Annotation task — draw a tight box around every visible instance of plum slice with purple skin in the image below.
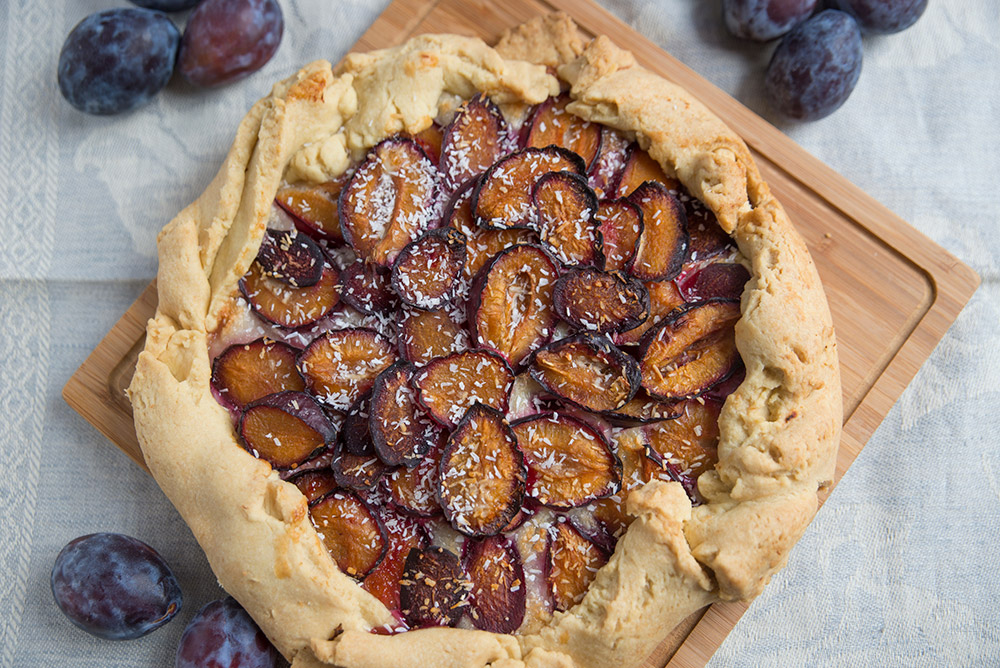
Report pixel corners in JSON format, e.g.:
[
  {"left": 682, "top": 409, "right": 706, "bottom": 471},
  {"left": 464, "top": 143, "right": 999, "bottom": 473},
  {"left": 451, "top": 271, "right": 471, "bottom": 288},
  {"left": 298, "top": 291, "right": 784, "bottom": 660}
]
[
  {"left": 677, "top": 263, "right": 751, "bottom": 302},
  {"left": 310, "top": 490, "right": 388, "bottom": 579},
  {"left": 588, "top": 127, "right": 631, "bottom": 197},
  {"left": 337, "top": 393, "right": 372, "bottom": 456},
  {"left": 640, "top": 399, "right": 722, "bottom": 504},
  {"left": 639, "top": 300, "right": 741, "bottom": 400},
  {"left": 524, "top": 94, "right": 603, "bottom": 171},
  {"left": 276, "top": 176, "right": 348, "bottom": 244},
  {"left": 438, "top": 403, "right": 526, "bottom": 537},
  {"left": 338, "top": 260, "right": 396, "bottom": 315},
  {"left": 238, "top": 391, "right": 336, "bottom": 470},
  {"left": 440, "top": 94, "right": 514, "bottom": 192},
  {"left": 297, "top": 328, "right": 398, "bottom": 412},
  {"left": 399, "top": 546, "right": 471, "bottom": 628},
  {"left": 463, "top": 535, "right": 527, "bottom": 633},
  {"left": 601, "top": 390, "right": 683, "bottom": 424},
  {"left": 339, "top": 137, "right": 441, "bottom": 268},
  {"left": 511, "top": 412, "right": 622, "bottom": 509},
  {"left": 287, "top": 469, "right": 338, "bottom": 504},
  {"left": 553, "top": 268, "right": 650, "bottom": 334},
  {"left": 362, "top": 508, "right": 429, "bottom": 611},
  {"left": 412, "top": 123, "right": 444, "bottom": 164},
  {"left": 595, "top": 198, "right": 643, "bottom": 273},
  {"left": 473, "top": 146, "right": 585, "bottom": 230},
  {"left": 369, "top": 361, "right": 439, "bottom": 467},
  {"left": 397, "top": 307, "right": 470, "bottom": 365},
  {"left": 547, "top": 520, "right": 610, "bottom": 612},
  {"left": 211, "top": 338, "right": 305, "bottom": 411},
  {"left": 467, "top": 243, "right": 559, "bottom": 367},
  {"left": 331, "top": 450, "right": 391, "bottom": 492},
  {"left": 240, "top": 257, "right": 340, "bottom": 329},
  {"left": 531, "top": 171, "right": 602, "bottom": 267},
  {"left": 255, "top": 228, "right": 325, "bottom": 288},
  {"left": 413, "top": 349, "right": 514, "bottom": 428},
  {"left": 388, "top": 442, "right": 444, "bottom": 518},
  {"left": 390, "top": 227, "right": 468, "bottom": 310},
  {"left": 680, "top": 192, "right": 735, "bottom": 262},
  {"left": 613, "top": 144, "right": 680, "bottom": 197},
  {"left": 529, "top": 333, "right": 640, "bottom": 413},
  {"left": 615, "top": 279, "right": 686, "bottom": 347},
  {"left": 445, "top": 178, "right": 538, "bottom": 280},
  {"left": 627, "top": 181, "right": 689, "bottom": 282}
]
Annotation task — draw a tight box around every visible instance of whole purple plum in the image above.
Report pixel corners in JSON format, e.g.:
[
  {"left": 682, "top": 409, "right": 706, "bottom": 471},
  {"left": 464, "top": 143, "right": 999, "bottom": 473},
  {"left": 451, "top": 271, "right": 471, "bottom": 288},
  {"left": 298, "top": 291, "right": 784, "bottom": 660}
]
[
  {"left": 51, "top": 533, "right": 182, "bottom": 640},
  {"left": 177, "top": 0, "right": 283, "bottom": 87},
  {"left": 175, "top": 598, "right": 278, "bottom": 668},
  {"left": 830, "top": 0, "right": 927, "bottom": 34},
  {"left": 764, "top": 10, "right": 863, "bottom": 121},
  {"left": 722, "top": 0, "right": 819, "bottom": 41}
]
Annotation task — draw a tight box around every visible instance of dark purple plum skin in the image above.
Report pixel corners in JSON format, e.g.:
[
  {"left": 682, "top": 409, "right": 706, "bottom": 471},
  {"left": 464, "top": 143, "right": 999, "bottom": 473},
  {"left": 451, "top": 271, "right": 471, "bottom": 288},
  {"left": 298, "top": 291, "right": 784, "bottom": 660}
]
[
  {"left": 57, "top": 8, "right": 180, "bottom": 116},
  {"left": 830, "top": 0, "right": 926, "bottom": 33},
  {"left": 51, "top": 533, "right": 182, "bottom": 640},
  {"left": 764, "top": 10, "right": 863, "bottom": 121},
  {"left": 175, "top": 597, "right": 278, "bottom": 668},
  {"left": 722, "top": 0, "right": 819, "bottom": 41},
  {"left": 129, "top": 0, "right": 201, "bottom": 10},
  {"left": 178, "top": 0, "right": 283, "bottom": 87}
]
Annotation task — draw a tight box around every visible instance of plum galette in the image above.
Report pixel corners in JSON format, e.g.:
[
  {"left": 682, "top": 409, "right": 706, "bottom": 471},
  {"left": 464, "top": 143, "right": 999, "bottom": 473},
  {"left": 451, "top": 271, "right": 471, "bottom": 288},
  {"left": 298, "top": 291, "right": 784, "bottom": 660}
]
[{"left": 128, "top": 13, "right": 841, "bottom": 668}]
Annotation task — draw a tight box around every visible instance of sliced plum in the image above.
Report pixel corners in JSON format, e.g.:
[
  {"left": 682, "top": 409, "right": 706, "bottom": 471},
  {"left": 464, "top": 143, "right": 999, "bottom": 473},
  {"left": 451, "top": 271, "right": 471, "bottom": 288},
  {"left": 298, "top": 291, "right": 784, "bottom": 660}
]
[
  {"left": 388, "top": 443, "right": 444, "bottom": 517},
  {"left": 588, "top": 127, "right": 631, "bottom": 197},
  {"left": 615, "top": 279, "right": 686, "bottom": 346},
  {"left": 613, "top": 144, "right": 680, "bottom": 197},
  {"left": 399, "top": 546, "right": 470, "bottom": 628},
  {"left": 369, "top": 361, "right": 439, "bottom": 467},
  {"left": 445, "top": 178, "right": 537, "bottom": 280},
  {"left": 240, "top": 258, "right": 339, "bottom": 330},
  {"left": 331, "top": 450, "right": 391, "bottom": 492},
  {"left": 473, "top": 146, "right": 585, "bottom": 230},
  {"left": 511, "top": 412, "right": 621, "bottom": 509},
  {"left": 287, "top": 468, "right": 339, "bottom": 504},
  {"left": 547, "top": 520, "right": 610, "bottom": 612},
  {"left": 238, "top": 391, "right": 336, "bottom": 470},
  {"left": 362, "top": 508, "right": 429, "bottom": 611},
  {"left": 524, "top": 95, "right": 602, "bottom": 171},
  {"left": 677, "top": 262, "right": 751, "bottom": 303},
  {"left": 641, "top": 399, "right": 722, "bottom": 501},
  {"left": 397, "top": 307, "right": 470, "bottom": 365},
  {"left": 338, "top": 260, "right": 396, "bottom": 315},
  {"left": 595, "top": 198, "right": 642, "bottom": 273},
  {"left": 438, "top": 404, "right": 526, "bottom": 536},
  {"left": 276, "top": 176, "right": 348, "bottom": 244},
  {"left": 211, "top": 338, "right": 305, "bottom": 411},
  {"left": 529, "top": 334, "right": 640, "bottom": 412},
  {"left": 337, "top": 393, "right": 372, "bottom": 456},
  {"left": 440, "top": 94, "right": 513, "bottom": 192},
  {"left": 310, "top": 490, "right": 388, "bottom": 579},
  {"left": 601, "top": 390, "right": 683, "bottom": 424},
  {"left": 297, "top": 328, "right": 398, "bottom": 412},
  {"left": 412, "top": 123, "right": 444, "bottom": 165},
  {"left": 390, "top": 227, "right": 467, "bottom": 310},
  {"left": 467, "top": 244, "right": 559, "bottom": 367},
  {"left": 255, "top": 228, "right": 325, "bottom": 288},
  {"left": 627, "top": 181, "right": 689, "bottom": 282},
  {"left": 531, "top": 171, "right": 602, "bottom": 267},
  {"left": 413, "top": 350, "right": 515, "bottom": 428},
  {"left": 553, "top": 268, "right": 649, "bottom": 334},
  {"left": 681, "top": 192, "right": 735, "bottom": 262},
  {"left": 463, "top": 535, "right": 526, "bottom": 634},
  {"left": 339, "top": 137, "right": 441, "bottom": 268},
  {"left": 639, "top": 300, "right": 740, "bottom": 400}
]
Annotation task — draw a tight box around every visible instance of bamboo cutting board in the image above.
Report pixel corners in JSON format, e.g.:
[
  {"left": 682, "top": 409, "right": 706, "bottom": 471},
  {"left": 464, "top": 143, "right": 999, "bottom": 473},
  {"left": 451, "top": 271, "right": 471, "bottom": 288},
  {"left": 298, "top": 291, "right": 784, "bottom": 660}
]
[{"left": 63, "top": 0, "right": 980, "bottom": 665}]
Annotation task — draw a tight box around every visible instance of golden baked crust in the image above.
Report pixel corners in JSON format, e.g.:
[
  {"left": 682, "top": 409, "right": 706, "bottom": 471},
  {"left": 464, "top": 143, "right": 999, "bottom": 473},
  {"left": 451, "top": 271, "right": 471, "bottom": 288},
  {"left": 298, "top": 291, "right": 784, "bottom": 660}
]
[{"left": 128, "top": 14, "right": 841, "bottom": 668}]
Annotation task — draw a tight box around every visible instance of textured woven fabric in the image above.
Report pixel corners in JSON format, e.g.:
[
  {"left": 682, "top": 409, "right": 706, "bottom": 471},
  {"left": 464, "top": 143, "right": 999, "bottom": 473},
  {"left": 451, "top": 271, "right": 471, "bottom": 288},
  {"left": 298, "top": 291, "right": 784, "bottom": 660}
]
[{"left": 1, "top": 1, "right": 997, "bottom": 665}]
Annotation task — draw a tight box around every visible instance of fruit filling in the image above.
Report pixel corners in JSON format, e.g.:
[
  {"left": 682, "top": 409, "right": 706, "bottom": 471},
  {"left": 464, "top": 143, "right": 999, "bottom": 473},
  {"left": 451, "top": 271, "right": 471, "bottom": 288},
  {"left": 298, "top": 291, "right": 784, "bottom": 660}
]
[{"left": 210, "top": 92, "right": 752, "bottom": 635}]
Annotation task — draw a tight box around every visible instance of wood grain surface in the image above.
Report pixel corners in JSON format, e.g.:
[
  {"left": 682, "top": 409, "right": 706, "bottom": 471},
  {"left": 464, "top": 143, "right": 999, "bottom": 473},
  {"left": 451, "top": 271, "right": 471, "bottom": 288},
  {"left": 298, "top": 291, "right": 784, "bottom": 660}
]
[{"left": 62, "top": 0, "right": 980, "bottom": 665}]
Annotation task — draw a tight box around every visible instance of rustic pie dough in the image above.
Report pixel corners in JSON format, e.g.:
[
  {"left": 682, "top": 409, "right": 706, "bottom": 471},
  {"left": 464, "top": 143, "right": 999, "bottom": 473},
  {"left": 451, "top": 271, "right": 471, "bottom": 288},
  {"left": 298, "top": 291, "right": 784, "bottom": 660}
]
[{"left": 127, "top": 13, "right": 841, "bottom": 668}]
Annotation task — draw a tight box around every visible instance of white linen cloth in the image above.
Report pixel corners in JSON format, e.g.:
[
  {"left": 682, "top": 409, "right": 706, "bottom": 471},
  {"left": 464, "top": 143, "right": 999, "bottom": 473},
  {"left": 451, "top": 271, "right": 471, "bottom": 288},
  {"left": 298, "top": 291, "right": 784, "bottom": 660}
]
[{"left": 1, "top": 1, "right": 997, "bottom": 665}]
